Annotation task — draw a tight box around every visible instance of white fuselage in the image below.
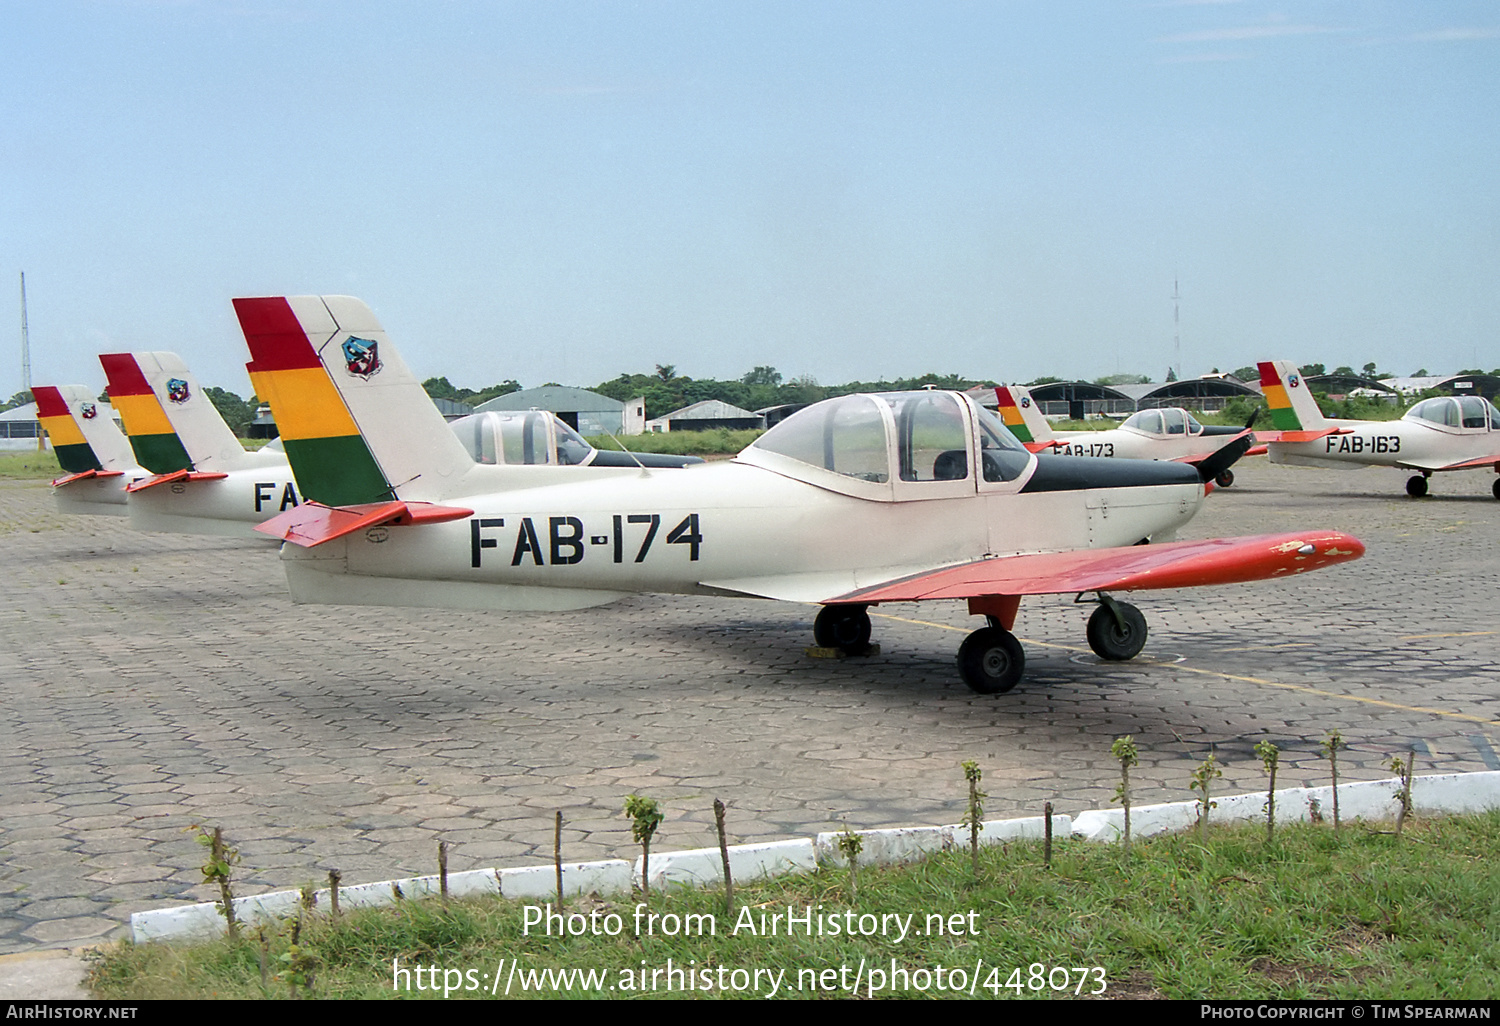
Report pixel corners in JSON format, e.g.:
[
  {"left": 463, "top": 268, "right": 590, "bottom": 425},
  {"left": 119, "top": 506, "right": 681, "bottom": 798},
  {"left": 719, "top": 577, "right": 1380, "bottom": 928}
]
[
  {"left": 278, "top": 458, "right": 1207, "bottom": 611},
  {"left": 127, "top": 467, "right": 303, "bottom": 538},
  {"left": 1268, "top": 416, "right": 1499, "bottom": 471},
  {"left": 1047, "top": 426, "right": 1217, "bottom": 462}
]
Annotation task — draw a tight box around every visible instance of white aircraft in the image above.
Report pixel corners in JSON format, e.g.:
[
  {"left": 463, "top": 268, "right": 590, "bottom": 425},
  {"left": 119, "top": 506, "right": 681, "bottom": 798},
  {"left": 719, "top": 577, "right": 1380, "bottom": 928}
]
[
  {"left": 33, "top": 384, "right": 146, "bottom": 515},
  {"left": 995, "top": 385, "right": 1258, "bottom": 487},
  {"left": 101, "top": 351, "right": 703, "bottom": 537},
  {"left": 100, "top": 352, "right": 304, "bottom": 537},
  {"left": 1258, "top": 360, "right": 1500, "bottom": 500},
  {"left": 235, "top": 295, "right": 1364, "bottom": 694}
]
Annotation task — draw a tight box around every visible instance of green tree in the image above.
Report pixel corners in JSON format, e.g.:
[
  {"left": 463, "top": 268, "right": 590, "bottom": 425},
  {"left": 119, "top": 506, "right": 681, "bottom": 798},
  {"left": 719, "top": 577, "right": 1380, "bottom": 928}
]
[
  {"left": 1299, "top": 363, "right": 1326, "bottom": 377},
  {"left": 204, "top": 387, "right": 258, "bottom": 437},
  {"left": 741, "top": 366, "right": 782, "bottom": 387},
  {"left": 1, "top": 389, "right": 32, "bottom": 412}
]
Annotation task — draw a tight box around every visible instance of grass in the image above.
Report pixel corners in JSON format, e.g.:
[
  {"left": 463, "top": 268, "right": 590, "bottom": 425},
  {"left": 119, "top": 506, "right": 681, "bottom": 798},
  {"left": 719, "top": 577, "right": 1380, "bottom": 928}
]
[
  {"left": 0, "top": 450, "right": 62, "bottom": 480},
  {"left": 87, "top": 813, "right": 1500, "bottom": 1000}
]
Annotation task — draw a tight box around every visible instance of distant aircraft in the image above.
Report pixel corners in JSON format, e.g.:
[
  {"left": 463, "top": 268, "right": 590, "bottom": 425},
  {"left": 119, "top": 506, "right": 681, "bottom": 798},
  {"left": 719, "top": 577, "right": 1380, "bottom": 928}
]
[
  {"left": 1258, "top": 360, "right": 1500, "bottom": 500},
  {"left": 100, "top": 352, "right": 303, "bottom": 537},
  {"left": 236, "top": 296, "right": 1364, "bottom": 694},
  {"left": 101, "top": 350, "right": 702, "bottom": 538},
  {"left": 33, "top": 384, "right": 145, "bottom": 515},
  {"left": 995, "top": 385, "right": 1256, "bottom": 486}
]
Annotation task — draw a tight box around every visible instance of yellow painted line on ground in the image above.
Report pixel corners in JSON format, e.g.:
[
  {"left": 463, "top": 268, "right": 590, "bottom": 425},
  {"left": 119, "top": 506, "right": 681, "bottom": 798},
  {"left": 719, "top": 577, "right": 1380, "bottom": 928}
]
[
  {"left": 870, "top": 611, "right": 1500, "bottom": 727},
  {"left": 1399, "top": 631, "right": 1497, "bottom": 640}
]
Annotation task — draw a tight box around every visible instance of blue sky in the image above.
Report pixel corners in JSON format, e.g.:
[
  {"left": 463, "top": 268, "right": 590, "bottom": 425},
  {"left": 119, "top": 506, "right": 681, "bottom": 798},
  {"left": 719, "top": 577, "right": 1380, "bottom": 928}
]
[{"left": 4, "top": 1, "right": 1498, "bottom": 398}]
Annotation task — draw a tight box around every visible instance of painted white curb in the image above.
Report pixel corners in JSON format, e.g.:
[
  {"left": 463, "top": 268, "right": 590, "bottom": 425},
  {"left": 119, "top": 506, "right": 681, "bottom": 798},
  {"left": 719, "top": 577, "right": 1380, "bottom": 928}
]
[
  {"left": 1070, "top": 770, "right": 1500, "bottom": 841},
  {"left": 129, "top": 770, "right": 1500, "bottom": 944},
  {"left": 642, "top": 839, "right": 817, "bottom": 889}
]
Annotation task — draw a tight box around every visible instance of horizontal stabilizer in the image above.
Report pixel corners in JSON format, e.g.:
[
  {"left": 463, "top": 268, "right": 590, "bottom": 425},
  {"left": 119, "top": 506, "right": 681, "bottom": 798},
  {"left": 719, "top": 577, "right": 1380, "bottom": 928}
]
[
  {"left": 256, "top": 500, "right": 475, "bottom": 547},
  {"left": 53, "top": 469, "right": 126, "bottom": 487},
  {"left": 126, "top": 469, "right": 230, "bottom": 492},
  {"left": 1274, "top": 428, "right": 1352, "bottom": 443},
  {"left": 824, "top": 531, "right": 1364, "bottom": 605}
]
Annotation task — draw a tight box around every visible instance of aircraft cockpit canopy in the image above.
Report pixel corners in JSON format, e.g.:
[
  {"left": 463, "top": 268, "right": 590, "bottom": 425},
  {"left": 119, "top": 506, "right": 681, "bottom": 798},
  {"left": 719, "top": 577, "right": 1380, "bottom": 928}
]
[
  {"left": 449, "top": 411, "right": 595, "bottom": 466},
  {"left": 742, "top": 391, "right": 1033, "bottom": 499},
  {"left": 1122, "top": 407, "right": 1203, "bottom": 437},
  {"left": 1407, "top": 396, "right": 1500, "bottom": 431}
]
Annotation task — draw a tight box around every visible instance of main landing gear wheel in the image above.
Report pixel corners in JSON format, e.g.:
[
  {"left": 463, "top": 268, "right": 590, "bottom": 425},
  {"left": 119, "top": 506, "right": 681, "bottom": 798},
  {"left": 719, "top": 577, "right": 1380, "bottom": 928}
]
[
  {"left": 1492, "top": 478, "right": 1500, "bottom": 501},
  {"left": 957, "top": 626, "right": 1025, "bottom": 694},
  {"left": 1215, "top": 469, "right": 1235, "bottom": 488},
  {"left": 814, "top": 604, "right": 872, "bottom": 654},
  {"left": 1406, "top": 475, "right": 1429, "bottom": 498},
  {"left": 1086, "top": 602, "right": 1148, "bottom": 661}
]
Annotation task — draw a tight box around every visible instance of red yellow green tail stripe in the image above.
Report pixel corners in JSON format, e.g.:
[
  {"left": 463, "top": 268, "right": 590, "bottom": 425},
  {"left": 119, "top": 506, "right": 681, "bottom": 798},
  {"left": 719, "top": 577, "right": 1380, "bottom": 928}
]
[
  {"left": 994, "top": 387, "right": 1036, "bottom": 444},
  {"left": 99, "top": 354, "right": 193, "bottom": 474},
  {"left": 32, "top": 386, "right": 102, "bottom": 474},
  {"left": 234, "top": 297, "right": 393, "bottom": 507},
  {"left": 1257, "top": 361, "right": 1305, "bottom": 431}
]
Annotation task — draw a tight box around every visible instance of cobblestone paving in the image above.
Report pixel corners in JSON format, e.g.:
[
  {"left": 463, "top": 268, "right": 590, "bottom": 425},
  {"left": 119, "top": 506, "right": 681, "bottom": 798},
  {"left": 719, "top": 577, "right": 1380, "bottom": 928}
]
[{"left": 0, "top": 459, "right": 1495, "bottom": 952}]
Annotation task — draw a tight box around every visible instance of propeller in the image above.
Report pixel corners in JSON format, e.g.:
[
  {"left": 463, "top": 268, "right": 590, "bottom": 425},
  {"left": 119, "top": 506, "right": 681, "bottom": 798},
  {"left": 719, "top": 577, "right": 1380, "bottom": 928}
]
[{"left": 1196, "top": 433, "right": 1252, "bottom": 484}]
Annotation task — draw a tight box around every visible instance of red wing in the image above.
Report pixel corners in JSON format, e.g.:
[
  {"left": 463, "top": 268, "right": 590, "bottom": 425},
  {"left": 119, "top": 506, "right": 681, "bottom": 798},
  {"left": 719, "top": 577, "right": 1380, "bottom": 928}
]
[
  {"left": 1426, "top": 454, "right": 1500, "bottom": 472},
  {"left": 255, "top": 500, "right": 475, "bottom": 547},
  {"left": 125, "top": 469, "right": 230, "bottom": 492},
  {"left": 825, "top": 532, "right": 1364, "bottom": 604}
]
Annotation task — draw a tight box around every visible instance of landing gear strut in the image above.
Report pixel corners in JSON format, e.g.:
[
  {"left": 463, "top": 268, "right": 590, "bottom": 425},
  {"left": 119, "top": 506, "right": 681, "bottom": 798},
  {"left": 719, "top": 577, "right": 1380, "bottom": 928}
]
[
  {"left": 1406, "top": 474, "right": 1429, "bottom": 498},
  {"left": 813, "top": 604, "right": 872, "bottom": 654},
  {"left": 1085, "top": 596, "right": 1148, "bottom": 661},
  {"left": 957, "top": 620, "right": 1025, "bottom": 694}
]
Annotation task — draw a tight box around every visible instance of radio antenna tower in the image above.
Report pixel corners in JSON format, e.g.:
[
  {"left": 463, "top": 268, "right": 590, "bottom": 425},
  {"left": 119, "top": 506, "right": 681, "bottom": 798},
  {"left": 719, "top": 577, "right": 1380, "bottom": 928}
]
[
  {"left": 1172, "top": 276, "right": 1181, "bottom": 380},
  {"left": 19, "top": 271, "right": 31, "bottom": 392}
]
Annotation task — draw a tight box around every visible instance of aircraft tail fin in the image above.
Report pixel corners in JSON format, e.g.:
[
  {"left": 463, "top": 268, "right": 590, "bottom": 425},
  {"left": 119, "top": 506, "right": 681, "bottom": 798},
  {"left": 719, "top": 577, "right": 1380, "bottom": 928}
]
[
  {"left": 125, "top": 352, "right": 262, "bottom": 472},
  {"left": 1257, "top": 361, "right": 1329, "bottom": 432},
  {"left": 100, "top": 354, "right": 195, "bottom": 475},
  {"left": 995, "top": 385, "right": 1055, "bottom": 449},
  {"left": 33, "top": 385, "right": 135, "bottom": 474},
  {"left": 233, "top": 296, "right": 473, "bottom": 505}
]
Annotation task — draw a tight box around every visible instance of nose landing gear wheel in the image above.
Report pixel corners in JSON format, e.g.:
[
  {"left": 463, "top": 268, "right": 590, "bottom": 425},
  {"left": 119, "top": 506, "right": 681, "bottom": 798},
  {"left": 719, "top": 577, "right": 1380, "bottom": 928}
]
[
  {"left": 1215, "top": 469, "right": 1235, "bottom": 487},
  {"left": 1406, "top": 475, "right": 1429, "bottom": 498},
  {"left": 813, "top": 604, "right": 872, "bottom": 654},
  {"left": 957, "top": 626, "right": 1025, "bottom": 694},
  {"left": 1086, "top": 601, "right": 1148, "bottom": 661}
]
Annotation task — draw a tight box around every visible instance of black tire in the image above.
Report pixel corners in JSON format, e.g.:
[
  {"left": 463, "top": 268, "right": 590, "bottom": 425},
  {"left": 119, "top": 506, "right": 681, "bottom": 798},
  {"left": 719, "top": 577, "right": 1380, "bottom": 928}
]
[
  {"left": 813, "top": 605, "right": 871, "bottom": 653},
  {"left": 1406, "top": 475, "right": 1429, "bottom": 498},
  {"left": 957, "top": 626, "right": 1025, "bottom": 694},
  {"left": 1086, "top": 602, "right": 1148, "bottom": 661},
  {"left": 1215, "top": 469, "right": 1235, "bottom": 488},
  {"left": 1492, "top": 478, "right": 1500, "bottom": 501}
]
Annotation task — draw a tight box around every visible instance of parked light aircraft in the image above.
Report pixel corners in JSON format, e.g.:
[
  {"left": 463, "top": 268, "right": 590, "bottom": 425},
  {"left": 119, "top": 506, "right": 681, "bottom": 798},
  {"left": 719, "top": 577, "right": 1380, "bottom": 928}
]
[
  {"left": 100, "top": 352, "right": 304, "bottom": 537},
  {"left": 1258, "top": 360, "right": 1500, "bottom": 500},
  {"left": 995, "top": 386, "right": 1257, "bottom": 486},
  {"left": 101, "top": 351, "right": 704, "bottom": 537},
  {"left": 33, "top": 385, "right": 146, "bottom": 515},
  {"left": 236, "top": 296, "right": 1363, "bottom": 694}
]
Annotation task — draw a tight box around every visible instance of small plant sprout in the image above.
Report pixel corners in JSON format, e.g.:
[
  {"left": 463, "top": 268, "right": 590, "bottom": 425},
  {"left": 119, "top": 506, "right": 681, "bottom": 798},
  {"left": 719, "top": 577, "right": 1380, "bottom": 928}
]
[
  {"left": 836, "top": 824, "right": 864, "bottom": 901},
  {"left": 1320, "top": 730, "right": 1347, "bottom": 833},
  {"left": 1255, "top": 739, "right": 1280, "bottom": 842},
  {"left": 192, "top": 825, "right": 240, "bottom": 939},
  {"left": 713, "top": 798, "right": 734, "bottom": 914},
  {"left": 624, "top": 794, "right": 664, "bottom": 897},
  {"left": 1391, "top": 749, "right": 1416, "bottom": 836},
  {"left": 961, "top": 760, "right": 986, "bottom": 879},
  {"left": 1189, "top": 751, "right": 1222, "bottom": 842},
  {"left": 1110, "top": 736, "right": 1139, "bottom": 852},
  {"left": 554, "top": 811, "right": 564, "bottom": 906},
  {"left": 276, "top": 908, "right": 317, "bottom": 999}
]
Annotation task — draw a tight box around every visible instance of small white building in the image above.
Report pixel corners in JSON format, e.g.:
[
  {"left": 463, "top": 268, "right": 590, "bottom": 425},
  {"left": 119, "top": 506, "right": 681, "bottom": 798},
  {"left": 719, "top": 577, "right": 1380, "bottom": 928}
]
[{"left": 646, "top": 399, "right": 761, "bottom": 433}]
